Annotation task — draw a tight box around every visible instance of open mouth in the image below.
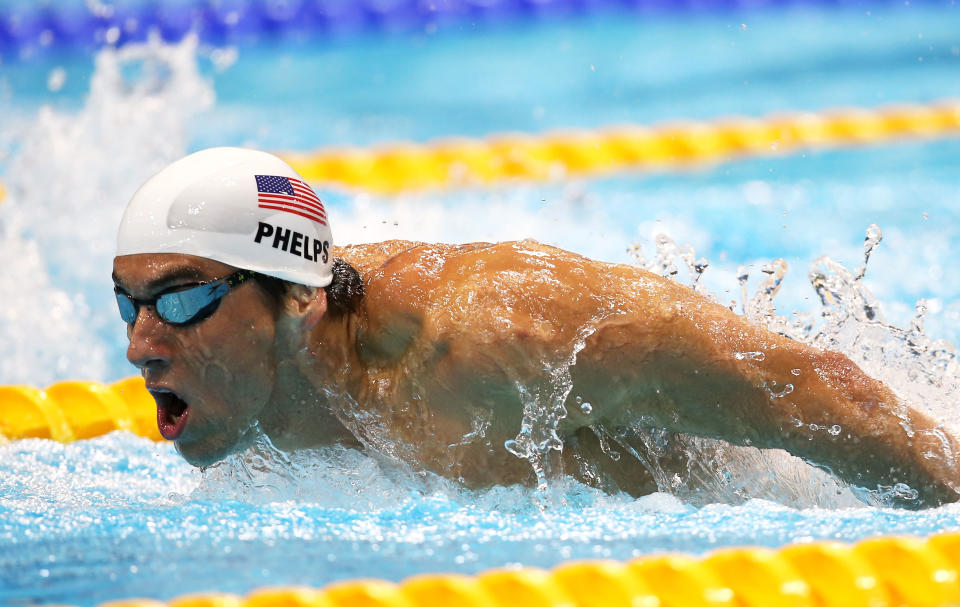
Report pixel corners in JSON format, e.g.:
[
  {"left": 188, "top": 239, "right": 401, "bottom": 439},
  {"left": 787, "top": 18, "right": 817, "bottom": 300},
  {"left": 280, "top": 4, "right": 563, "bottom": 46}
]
[{"left": 150, "top": 389, "right": 190, "bottom": 440}]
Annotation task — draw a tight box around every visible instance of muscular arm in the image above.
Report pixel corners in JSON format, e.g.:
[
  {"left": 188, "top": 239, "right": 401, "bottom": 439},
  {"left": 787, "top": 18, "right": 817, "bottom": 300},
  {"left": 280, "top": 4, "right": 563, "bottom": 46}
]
[{"left": 568, "top": 270, "right": 960, "bottom": 507}]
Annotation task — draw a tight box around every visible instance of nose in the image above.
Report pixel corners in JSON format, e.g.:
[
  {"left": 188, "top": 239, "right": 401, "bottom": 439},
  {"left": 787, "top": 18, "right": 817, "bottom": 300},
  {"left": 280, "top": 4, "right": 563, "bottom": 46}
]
[{"left": 125, "top": 306, "right": 172, "bottom": 374}]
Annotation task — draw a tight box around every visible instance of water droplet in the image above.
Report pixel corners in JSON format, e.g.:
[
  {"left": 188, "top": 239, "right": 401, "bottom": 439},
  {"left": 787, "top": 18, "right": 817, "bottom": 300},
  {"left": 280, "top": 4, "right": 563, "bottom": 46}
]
[
  {"left": 503, "top": 439, "right": 525, "bottom": 459},
  {"left": 854, "top": 224, "right": 883, "bottom": 280},
  {"left": 539, "top": 436, "right": 563, "bottom": 451},
  {"left": 596, "top": 431, "right": 621, "bottom": 461},
  {"left": 768, "top": 383, "right": 794, "bottom": 399},
  {"left": 47, "top": 67, "right": 67, "bottom": 92}
]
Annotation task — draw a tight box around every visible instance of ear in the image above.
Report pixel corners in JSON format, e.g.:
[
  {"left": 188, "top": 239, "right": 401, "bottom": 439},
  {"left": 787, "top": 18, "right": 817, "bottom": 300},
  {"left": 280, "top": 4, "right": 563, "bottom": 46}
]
[{"left": 283, "top": 284, "right": 328, "bottom": 331}]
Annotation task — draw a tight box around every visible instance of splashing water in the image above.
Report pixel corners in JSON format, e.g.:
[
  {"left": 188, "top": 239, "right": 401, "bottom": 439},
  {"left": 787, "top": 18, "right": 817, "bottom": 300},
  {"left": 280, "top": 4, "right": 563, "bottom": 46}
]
[
  {"left": 755, "top": 224, "right": 960, "bottom": 436},
  {"left": 628, "top": 234, "right": 710, "bottom": 296},
  {"left": 620, "top": 224, "right": 960, "bottom": 507},
  {"left": 0, "top": 34, "right": 214, "bottom": 385},
  {"left": 192, "top": 428, "right": 446, "bottom": 509},
  {"left": 501, "top": 327, "right": 602, "bottom": 496}
]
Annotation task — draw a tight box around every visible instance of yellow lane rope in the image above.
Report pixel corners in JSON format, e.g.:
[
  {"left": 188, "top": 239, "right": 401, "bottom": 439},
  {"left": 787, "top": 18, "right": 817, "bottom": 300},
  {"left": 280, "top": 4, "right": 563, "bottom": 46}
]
[
  {"left": 88, "top": 532, "right": 960, "bottom": 607},
  {"left": 0, "top": 377, "right": 160, "bottom": 443},
  {"left": 0, "top": 101, "right": 957, "bottom": 201},
  {"left": 281, "top": 100, "right": 960, "bottom": 194}
]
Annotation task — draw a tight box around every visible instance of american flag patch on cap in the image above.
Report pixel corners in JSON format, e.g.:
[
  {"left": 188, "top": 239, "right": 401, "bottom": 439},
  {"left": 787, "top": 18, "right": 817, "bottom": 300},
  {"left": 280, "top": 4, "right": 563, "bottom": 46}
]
[{"left": 255, "top": 175, "right": 327, "bottom": 225}]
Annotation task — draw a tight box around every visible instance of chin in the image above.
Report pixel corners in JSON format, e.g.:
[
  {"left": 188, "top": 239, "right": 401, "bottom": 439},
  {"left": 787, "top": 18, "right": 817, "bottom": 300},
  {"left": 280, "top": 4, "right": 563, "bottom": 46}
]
[
  {"left": 173, "top": 422, "right": 261, "bottom": 467},
  {"left": 175, "top": 438, "right": 240, "bottom": 468}
]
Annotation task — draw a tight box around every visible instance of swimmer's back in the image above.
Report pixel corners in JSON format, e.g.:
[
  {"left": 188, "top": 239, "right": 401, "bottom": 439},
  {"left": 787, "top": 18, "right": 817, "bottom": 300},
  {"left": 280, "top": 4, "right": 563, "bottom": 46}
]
[{"left": 334, "top": 238, "right": 724, "bottom": 349}]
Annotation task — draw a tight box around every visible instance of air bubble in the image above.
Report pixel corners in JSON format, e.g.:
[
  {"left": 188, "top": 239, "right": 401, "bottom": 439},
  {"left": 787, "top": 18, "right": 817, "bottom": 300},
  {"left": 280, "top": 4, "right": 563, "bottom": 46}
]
[
  {"left": 580, "top": 402, "right": 593, "bottom": 415},
  {"left": 828, "top": 425, "right": 842, "bottom": 436},
  {"left": 790, "top": 368, "right": 801, "bottom": 376},
  {"left": 735, "top": 351, "right": 765, "bottom": 361}
]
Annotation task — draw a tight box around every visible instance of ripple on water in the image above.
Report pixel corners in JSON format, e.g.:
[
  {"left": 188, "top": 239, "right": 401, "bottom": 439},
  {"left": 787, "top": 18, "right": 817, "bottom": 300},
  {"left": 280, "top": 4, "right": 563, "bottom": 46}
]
[{"left": 3, "top": 433, "right": 960, "bottom": 606}]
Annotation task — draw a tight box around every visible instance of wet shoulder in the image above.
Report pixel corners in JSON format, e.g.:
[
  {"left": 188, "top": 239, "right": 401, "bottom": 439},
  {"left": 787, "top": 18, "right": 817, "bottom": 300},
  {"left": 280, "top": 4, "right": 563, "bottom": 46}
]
[
  {"left": 341, "top": 238, "right": 694, "bottom": 310},
  {"left": 364, "top": 239, "right": 591, "bottom": 301},
  {"left": 333, "top": 240, "right": 424, "bottom": 275},
  {"left": 375, "top": 240, "right": 613, "bottom": 338},
  {"left": 349, "top": 239, "right": 698, "bottom": 354}
]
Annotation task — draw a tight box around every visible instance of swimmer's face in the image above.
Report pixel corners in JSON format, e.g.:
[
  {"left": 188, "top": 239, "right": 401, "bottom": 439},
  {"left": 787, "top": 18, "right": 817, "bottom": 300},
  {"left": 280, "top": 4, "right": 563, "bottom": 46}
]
[{"left": 112, "top": 253, "right": 282, "bottom": 466}]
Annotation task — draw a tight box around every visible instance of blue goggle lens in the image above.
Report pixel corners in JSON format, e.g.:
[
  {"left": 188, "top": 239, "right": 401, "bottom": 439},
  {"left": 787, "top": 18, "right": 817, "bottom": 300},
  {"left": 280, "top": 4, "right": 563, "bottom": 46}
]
[
  {"left": 115, "top": 272, "right": 247, "bottom": 326},
  {"left": 116, "top": 291, "right": 138, "bottom": 324},
  {"left": 155, "top": 282, "right": 230, "bottom": 324}
]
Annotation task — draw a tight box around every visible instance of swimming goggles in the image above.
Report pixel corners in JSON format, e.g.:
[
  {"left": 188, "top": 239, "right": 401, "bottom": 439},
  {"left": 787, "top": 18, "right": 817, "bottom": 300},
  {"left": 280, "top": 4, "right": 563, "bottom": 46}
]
[{"left": 115, "top": 270, "right": 255, "bottom": 326}]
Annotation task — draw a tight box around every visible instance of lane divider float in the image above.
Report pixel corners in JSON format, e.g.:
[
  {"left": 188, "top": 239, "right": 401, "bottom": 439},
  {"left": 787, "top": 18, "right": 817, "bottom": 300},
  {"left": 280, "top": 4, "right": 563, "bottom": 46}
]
[
  {"left": 1, "top": 101, "right": 958, "bottom": 202},
  {"left": 0, "top": 377, "right": 160, "bottom": 443},
  {"left": 90, "top": 532, "right": 960, "bottom": 607},
  {"left": 281, "top": 100, "right": 960, "bottom": 194}
]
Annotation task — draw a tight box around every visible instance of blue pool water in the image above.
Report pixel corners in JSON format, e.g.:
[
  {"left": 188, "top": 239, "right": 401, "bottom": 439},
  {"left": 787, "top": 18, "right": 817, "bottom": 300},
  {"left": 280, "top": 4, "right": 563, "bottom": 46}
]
[
  {"left": 4, "top": 433, "right": 960, "bottom": 605},
  {"left": 2, "top": 2, "right": 960, "bottom": 605}
]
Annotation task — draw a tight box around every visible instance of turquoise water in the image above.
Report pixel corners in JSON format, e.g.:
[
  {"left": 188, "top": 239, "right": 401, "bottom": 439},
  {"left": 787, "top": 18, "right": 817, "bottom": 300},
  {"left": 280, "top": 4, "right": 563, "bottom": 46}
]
[
  {"left": 3, "top": 433, "right": 960, "bottom": 605},
  {"left": 3, "top": 3, "right": 960, "bottom": 605}
]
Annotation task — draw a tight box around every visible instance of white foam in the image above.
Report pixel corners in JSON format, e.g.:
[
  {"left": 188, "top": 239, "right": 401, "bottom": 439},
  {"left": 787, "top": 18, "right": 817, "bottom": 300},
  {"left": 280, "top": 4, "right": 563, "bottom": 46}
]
[
  {"left": 0, "top": 35, "right": 214, "bottom": 384},
  {"left": 0, "top": 223, "right": 106, "bottom": 384}
]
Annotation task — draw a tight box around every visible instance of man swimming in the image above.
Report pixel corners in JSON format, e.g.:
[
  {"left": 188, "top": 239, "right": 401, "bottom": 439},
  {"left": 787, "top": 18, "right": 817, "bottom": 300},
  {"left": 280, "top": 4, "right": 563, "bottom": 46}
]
[{"left": 112, "top": 147, "right": 960, "bottom": 507}]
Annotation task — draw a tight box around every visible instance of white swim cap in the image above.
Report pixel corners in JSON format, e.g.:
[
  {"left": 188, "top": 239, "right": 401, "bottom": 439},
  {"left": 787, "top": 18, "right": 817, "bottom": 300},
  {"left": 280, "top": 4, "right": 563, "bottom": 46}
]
[{"left": 116, "top": 147, "right": 333, "bottom": 287}]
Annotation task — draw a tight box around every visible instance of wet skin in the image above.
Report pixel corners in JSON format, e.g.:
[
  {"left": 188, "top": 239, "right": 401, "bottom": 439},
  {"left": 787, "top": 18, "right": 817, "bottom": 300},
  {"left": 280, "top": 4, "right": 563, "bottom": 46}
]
[{"left": 114, "top": 240, "right": 960, "bottom": 506}]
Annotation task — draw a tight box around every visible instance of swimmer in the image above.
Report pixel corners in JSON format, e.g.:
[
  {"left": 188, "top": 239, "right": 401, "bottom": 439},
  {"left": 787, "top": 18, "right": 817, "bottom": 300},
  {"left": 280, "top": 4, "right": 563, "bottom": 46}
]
[{"left": 112, "top": 147, "right": 960, "bottom": 507}]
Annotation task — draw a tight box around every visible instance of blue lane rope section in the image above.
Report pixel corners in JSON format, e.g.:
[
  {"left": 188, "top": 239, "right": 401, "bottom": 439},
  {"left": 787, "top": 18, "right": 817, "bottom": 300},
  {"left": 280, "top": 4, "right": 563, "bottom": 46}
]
[{"left": 0, "top": 0, "right": 944, "bottom": 56}]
